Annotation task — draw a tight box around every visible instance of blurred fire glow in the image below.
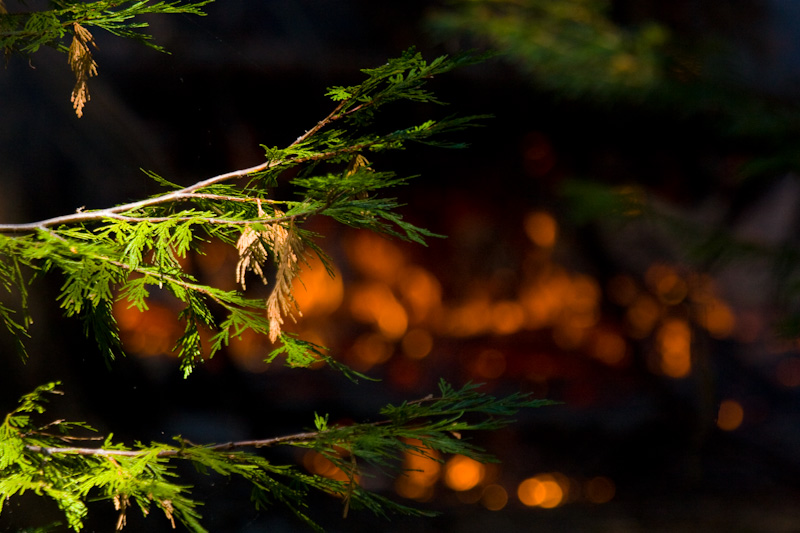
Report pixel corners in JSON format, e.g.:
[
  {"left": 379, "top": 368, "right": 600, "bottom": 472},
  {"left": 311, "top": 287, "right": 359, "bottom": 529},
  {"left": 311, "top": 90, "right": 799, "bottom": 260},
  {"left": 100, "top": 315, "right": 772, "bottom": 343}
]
[
  {"left": 717, "top": 399, "right": 744, "bottom": 431},
  {"left": 444, "top": 455, "right": 486, "bottom": 491},
  {"left": 524, "top": 211, "right": 558, "bottom": 248},
  {"left": 656, "top": 318, "right": 692, "bottom": 378},
  {"left": 106, "top": 199, "right": 771, "bottom": 517},
  {"left": 395, "top": 440, "right": 441, "bottom": 501},
  {"left": 517, "top": 473, "right": 568, "bottom": 508}
]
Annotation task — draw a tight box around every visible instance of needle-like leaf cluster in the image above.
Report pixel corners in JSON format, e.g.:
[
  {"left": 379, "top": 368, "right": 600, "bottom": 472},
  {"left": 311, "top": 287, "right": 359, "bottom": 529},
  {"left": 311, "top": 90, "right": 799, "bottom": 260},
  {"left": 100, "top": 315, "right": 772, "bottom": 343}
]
[
  {"left": 0, "top": 7, "right": 555, "bottom": 530},
  {"left": 0, "top": 47, "right": 487, "bottom": 378},
  {"left": 0, "top": 1, "right": 212, "bottom": 55},
  {"left": 0, "top": 382, "right": 558, "bottom": 531}
]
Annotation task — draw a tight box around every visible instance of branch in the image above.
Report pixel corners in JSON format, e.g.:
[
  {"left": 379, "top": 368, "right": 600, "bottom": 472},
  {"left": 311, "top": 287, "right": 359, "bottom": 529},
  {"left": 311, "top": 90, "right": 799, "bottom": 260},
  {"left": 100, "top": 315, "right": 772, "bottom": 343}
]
[{"left": 0, "top": 131, "right": 380, "bottom": 234}]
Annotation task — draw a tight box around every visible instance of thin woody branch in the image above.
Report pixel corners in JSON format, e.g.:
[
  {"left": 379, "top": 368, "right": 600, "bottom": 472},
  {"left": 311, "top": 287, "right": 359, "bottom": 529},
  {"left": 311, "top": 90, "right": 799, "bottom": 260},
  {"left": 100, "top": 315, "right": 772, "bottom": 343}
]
[
  {"left": 24, "top": 429, "right": 323, "bottom": 458},
  {"left": 0, "top": 135, "right": 380, "bottom": 234}
]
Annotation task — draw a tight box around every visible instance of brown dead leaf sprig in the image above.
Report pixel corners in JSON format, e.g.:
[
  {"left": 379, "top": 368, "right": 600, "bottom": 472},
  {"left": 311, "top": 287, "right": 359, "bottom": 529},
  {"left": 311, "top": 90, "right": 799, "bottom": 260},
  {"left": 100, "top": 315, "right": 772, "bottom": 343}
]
[
  {"left": 236, "top": 201, "right": 305, "bottom": 342},
  {"left": 68, "top": 23, "right": 98, "bottom": 118}
]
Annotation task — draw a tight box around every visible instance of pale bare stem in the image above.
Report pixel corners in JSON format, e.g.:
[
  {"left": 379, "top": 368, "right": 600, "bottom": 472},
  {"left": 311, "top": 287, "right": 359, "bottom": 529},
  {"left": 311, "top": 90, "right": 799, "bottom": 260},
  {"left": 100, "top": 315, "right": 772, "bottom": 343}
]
[
  {"left": 23, "top": 430, "right": 324, "bottom": 458},
  {"left": 0, "top": 132, "right": 382, "bottom": 234},
  {"left": 293, "top": 100, "right": 347, "bottom": 144}
]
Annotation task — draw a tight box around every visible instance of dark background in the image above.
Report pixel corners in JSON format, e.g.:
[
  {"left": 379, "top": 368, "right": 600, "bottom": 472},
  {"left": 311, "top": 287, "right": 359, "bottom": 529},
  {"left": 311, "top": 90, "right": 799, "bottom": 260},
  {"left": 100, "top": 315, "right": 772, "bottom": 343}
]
[{"left": 2, "top": 1, "right": 800, "bottom": 531}]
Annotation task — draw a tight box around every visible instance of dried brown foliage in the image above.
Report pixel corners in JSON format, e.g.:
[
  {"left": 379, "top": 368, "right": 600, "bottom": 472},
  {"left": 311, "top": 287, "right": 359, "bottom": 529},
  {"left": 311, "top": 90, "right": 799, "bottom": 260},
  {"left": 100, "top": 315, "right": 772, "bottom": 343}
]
[
  {"left": 236, "top": 203, "right": 305, "bottom": 342},
  {"left": 68, "top": 23, "right": 98, "bottom": 118}
]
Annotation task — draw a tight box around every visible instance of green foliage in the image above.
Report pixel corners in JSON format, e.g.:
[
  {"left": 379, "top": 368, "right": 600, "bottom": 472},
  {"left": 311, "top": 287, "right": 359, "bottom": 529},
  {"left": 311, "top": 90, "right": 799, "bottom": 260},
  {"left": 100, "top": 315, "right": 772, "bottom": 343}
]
[
  {"left": 1, "top": 0, "right": 213, "bottom": 116},
  {"left": 427, "top": 0, "right": 668, "bottom": 99},
  {"left": 0, "top": 0, "right": 212, "bottom": 55},
  {"left": 0, "top": 382, "right": 557, "bottom": 532},
  {"left": 0, "top": 48, "right": 486, "bottom": 379},
  {"left": 0, "top": 35, "right": 558, "bottom": 529}
]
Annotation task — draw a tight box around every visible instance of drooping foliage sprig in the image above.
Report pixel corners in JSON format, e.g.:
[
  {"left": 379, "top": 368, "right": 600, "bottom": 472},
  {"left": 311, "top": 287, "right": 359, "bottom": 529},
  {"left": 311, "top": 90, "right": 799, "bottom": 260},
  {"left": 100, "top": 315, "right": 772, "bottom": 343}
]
[
  {"left": 0, "top": 47, "right": 488, "bottom": 380},
  {"left": 0, "top": 381, "right": 556, "bottom": 532},
  {"left": 0, "top": 0, "right": 214, "bottom": 116}
]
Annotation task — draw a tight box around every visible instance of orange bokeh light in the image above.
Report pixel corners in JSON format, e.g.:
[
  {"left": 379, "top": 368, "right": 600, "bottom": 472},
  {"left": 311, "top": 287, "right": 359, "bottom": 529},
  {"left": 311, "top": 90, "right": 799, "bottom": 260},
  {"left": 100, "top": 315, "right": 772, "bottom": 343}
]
[
  {"left": 589, "top": 329, "right": 628, "bottom": 366},
  {"left": 345, "top": 232, "right": 405, "bottom": 282},
  {"left": 517, "top": 474, "right": 565, "bottom": 508},
  {"left": 646, "top": 264, "right": 687, "bottom": 306},
  {"left": 656, "top": 318, "right": 692, "bottom": 378},
  {"left": 302, "top": 450, "right": 351, "bottom": 482},
  {"left": 444, "top": 455, "right": 486, "bottom": 492},
  {"left": 291, "top": 256, "right": 343, "bottom": 317},
  {"left": 395, "top": 441, "right": 441, "bottom": 501},
  {"left": 524, "top": 211, "right": 558, "bottom": 248},
  {"left": 348, "top": 333, "right": 393, "bottom": 370},
  {"left": 625, "top": 294, "right": 662, "bottom": 338},
  {"left": 717, "top": 399, "right": 744, "bottom": 431},
  {"left": 349, "top": 282, "right": 408, "bottom": 339},
  {"left": 491, "top": 300, "right": 526, "bottom": 335},
  {"left": 397, "top": 266, "right": 442, "bottom": 323},
  {"left": 401, "top": 328, "right": 434, "bottom": 360},
  {"left": 696, "top": 298, "right": 736, "bottom": 339}
]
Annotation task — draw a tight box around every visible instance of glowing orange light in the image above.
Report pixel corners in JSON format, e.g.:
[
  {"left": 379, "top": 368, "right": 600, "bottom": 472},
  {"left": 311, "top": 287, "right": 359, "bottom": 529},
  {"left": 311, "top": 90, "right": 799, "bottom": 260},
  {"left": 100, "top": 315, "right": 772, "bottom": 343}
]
[
  {"left": 115, "top": 303, "right": 182, "bottom": 357},
  {"left": 227, "top": 329, "right": 270, "bottom": 372},
  {"left": 566, "top": 275, "right": 601, "bottom": 314},
  {"left": 442, "top": 297, "right": 492, "bottom": 337},
  {"left": 481, "top": 484, "right": 509, "bottom": 511},
  {"left": 646, "top": 264, "right": 687, "bottom": 305},
  {"left": 777, "top": 357, "right": 800, "bottom": 388},
  {"left": 302, "top": 450, "right": 350, "bottom": 482},
  {"left": 397, "top": 266, "right": 442, "bottom": 323},
  {"left": 589, "top": 329, "right": 627, "bottom": 366},
  {"left": 401, "top": 328, "right": 433, "bottom": 360},
  {"left": 291, "top": 256, "right": 343, "bottom": 317},
  {"left": 524, "top": 211, "right": 558, "bottom": 248},
  {"left": 656, "top": 318, "right": 692, "bottom": 378},
  {"left": 657, "top": 318, "right": 691, "bottom": 375},
  {"left": 625, "top": 294, "right": 662, "bottom": 338},
  {"left": 349, "top": 282, "right": 408, "bottom": 339},
  {"left": 378, "top": 303, "right": 408, "bottom": 340},
  {"left": 517, "top": 474, "right": 564, "bottom": 508},
  {"left": 345, "top": 232, "right": 405, "bottom": 282},
  {"left": 395, "top": 441, "right": 441, "bottom": 501},
  {"left": 348, "top": 333, "right": 393, "bottom": 370},
  {"left": 697, "top": 299, "right": 735, "bottom": 339},
  {"left": 444, "top": 455, "right": 485, "bottom": 492},
  {"left": 717, "top": 399, "right": 744, "bottom": 431},
  {"left": 193, "top": 238, "right": 239, "bottom": 291},
  {"left": 553, "top": 321, "right": 587, "bottom": 351},
  {"left": 584, "top": 476, "right": 615, "bottom": 503},
  {"left": 491, "top": 300, "right": 526, "bottom": 335}
]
